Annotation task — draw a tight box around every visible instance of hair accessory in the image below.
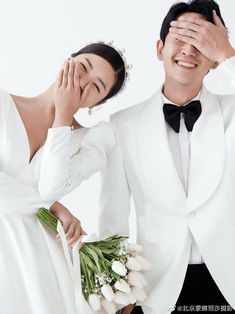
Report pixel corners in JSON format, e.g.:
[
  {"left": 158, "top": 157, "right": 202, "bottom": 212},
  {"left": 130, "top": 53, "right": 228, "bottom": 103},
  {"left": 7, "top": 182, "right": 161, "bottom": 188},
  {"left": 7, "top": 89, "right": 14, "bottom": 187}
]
[{"left": 95, "top": 39, "right": 132, "bottom": 95}]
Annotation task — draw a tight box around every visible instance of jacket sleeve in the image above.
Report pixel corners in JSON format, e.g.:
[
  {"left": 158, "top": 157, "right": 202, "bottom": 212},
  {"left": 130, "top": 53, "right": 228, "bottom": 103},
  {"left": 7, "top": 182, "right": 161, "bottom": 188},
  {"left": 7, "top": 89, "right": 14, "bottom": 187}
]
[
  {"left": 38, "top": 122, "right": 115, "bottom": 202},
  {"left": 98, "top": 121, "right": 131, "bottom": 238},
  {"left": 220, "top": 56, "right": 235, "bottom": 87}
]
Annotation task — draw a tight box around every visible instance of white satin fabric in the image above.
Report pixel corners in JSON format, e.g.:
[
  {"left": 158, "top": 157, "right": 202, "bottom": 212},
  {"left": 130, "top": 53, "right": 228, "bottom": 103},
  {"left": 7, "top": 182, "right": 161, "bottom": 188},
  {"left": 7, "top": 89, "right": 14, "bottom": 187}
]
[{"left": 0, "top": 89, "right": 114, "bottom": 314}]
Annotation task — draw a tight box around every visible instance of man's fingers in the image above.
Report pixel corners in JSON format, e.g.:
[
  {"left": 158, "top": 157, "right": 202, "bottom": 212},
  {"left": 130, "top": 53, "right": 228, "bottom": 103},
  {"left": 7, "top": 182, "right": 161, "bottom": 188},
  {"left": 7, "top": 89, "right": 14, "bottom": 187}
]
[
  {"left": 170, "top": 27, "right": 199, "bottom": 40},
  {"left": 170, "top": 20, "right": 201, "bottom": 33},
  {"left": 178, "top": 16, "right": 205, "bottom": 26},
  {"left": 213, "top": 10, "right": 225, "bottom": 28},
  {"left": 174, "top": 34, "right": 197, "bottom": 47}
]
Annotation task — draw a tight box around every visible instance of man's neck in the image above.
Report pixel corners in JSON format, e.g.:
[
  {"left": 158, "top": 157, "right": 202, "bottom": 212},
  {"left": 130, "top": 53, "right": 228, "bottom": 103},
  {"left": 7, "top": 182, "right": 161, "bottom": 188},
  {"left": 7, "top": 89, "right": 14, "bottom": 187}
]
[{"left": 163, "top": 80, "right": 202, "bottom": 106}]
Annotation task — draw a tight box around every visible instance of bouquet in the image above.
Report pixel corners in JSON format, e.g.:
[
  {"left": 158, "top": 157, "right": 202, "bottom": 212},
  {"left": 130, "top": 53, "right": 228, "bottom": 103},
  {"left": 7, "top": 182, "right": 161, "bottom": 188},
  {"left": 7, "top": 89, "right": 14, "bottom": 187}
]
[{"left": 36, "top": 208, "right": 151, "bottom": 313}]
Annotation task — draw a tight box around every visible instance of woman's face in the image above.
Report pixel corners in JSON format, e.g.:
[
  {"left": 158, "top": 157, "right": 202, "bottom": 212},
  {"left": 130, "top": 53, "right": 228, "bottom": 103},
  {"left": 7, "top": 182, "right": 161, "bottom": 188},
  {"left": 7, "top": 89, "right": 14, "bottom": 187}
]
[{"left": 72, "top": 53, "right": 116, "bottom": 108}]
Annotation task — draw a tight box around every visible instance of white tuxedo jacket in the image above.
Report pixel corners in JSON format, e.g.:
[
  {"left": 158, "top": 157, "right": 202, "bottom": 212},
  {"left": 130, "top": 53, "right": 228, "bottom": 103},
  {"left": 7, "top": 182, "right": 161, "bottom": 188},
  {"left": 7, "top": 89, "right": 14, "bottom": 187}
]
[{"left": 99, "top": 59, "right": 235, "bottom": 313}]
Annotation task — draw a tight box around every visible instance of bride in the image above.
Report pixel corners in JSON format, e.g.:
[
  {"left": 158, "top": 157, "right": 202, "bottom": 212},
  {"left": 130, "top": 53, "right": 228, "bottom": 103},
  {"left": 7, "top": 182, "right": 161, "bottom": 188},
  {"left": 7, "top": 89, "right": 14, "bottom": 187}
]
[{"left": 0, "top": 42, "right": 127, "bottom": 314}]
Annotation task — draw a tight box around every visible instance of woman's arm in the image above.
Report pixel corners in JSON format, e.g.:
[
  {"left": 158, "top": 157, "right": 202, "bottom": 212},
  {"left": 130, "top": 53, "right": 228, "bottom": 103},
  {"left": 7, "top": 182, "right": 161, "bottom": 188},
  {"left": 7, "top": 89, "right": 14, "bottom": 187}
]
[{"left": 38, "top": 122, "right": 115, "bottom": 201}]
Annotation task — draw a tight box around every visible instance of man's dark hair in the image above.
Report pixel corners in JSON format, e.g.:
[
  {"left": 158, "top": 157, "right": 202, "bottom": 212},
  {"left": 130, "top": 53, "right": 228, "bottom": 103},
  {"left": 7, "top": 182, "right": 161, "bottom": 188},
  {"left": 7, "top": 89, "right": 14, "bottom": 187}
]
[
  {"left": 71, "top": 43, "right": 126, "bottom": 101},
  {"left": 160, "top": 0, "right": 226, "bottom": 44}
]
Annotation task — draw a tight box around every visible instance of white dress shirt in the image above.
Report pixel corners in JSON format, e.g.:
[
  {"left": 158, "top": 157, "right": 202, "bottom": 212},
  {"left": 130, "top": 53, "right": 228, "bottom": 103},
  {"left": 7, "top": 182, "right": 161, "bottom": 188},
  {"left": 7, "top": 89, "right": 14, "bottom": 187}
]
[{"left": 162, "top": 92, "right": 204, "bottom": 265}]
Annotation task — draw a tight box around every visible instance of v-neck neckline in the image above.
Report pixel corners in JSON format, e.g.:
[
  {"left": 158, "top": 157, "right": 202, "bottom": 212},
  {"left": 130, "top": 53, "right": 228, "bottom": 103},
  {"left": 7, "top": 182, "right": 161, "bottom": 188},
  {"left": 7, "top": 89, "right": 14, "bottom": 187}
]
[{"left": 8, "top": 92, "right": 44, "bottom": 165}]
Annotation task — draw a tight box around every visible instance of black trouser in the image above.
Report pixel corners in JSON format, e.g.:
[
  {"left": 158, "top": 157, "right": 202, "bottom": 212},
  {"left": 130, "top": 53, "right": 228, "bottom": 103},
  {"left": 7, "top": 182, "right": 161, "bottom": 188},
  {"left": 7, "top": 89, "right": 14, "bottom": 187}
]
[{"left": 132, "top": 263, "right": 234, "bottom": 313}]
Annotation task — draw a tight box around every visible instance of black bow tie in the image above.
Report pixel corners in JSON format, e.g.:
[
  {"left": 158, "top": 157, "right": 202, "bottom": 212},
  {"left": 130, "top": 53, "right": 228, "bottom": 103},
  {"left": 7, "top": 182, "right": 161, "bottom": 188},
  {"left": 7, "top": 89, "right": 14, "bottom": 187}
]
[{"left": 163, "top": 100, "right": 202, "bottom": 133}]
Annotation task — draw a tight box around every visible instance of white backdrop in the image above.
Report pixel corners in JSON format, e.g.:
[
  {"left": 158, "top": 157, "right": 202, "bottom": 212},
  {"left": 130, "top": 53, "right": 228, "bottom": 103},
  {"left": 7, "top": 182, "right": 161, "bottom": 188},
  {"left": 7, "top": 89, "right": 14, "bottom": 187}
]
[{"left": 1, "top": 0, "right": 234, "bottom": 238}]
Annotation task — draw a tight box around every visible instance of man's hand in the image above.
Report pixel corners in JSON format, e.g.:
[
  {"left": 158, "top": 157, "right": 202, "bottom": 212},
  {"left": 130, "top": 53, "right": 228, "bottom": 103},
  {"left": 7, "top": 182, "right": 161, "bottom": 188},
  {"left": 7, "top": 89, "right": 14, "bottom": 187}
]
[
  {"left": 50, "top": 201, "right": 85, "bottom": 246},
  {"left": 169, "top": 10, "right": 235, "bottom": 63}
]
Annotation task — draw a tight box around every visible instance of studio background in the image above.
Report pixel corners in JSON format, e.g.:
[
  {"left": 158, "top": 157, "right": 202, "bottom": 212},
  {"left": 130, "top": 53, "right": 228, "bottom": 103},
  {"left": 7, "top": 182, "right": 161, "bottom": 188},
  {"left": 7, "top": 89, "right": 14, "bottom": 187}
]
[{"left": 1, "top": 0, "right": 234, "bottom": 240}]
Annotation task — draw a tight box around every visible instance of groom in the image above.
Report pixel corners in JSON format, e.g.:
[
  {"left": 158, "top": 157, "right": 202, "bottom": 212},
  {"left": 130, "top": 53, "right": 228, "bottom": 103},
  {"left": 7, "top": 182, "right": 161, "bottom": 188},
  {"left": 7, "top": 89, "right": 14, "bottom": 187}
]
[{"left": 99, "top": 0, "right": 235, "bottom": 313}]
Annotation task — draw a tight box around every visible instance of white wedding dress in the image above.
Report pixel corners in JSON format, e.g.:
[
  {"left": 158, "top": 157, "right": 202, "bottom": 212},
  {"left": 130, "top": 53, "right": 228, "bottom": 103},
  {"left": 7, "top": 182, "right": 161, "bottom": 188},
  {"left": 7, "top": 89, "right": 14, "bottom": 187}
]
[{"left": 0, "top": 89, "right": 115, "bottom": 314}]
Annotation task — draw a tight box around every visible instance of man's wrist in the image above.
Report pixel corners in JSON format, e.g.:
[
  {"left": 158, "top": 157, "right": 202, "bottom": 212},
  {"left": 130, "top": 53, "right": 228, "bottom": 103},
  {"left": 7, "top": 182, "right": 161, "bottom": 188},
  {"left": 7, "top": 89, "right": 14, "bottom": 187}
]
[{"left": 219, "top": 47, "right": 235, "bottom": 64}]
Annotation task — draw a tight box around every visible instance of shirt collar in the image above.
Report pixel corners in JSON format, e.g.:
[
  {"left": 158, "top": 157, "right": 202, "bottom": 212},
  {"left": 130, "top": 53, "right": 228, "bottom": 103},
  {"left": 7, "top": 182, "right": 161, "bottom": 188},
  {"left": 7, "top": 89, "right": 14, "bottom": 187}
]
[{"left": 161, "top": 90, "right": 201, "bottom": 106}]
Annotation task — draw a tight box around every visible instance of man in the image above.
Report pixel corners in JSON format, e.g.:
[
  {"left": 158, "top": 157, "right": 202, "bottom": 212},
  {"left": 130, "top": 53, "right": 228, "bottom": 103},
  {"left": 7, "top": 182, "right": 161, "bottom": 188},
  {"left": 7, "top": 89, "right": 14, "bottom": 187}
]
[{"left": 99, "top": 0, "right": 235, "bottom": 313}]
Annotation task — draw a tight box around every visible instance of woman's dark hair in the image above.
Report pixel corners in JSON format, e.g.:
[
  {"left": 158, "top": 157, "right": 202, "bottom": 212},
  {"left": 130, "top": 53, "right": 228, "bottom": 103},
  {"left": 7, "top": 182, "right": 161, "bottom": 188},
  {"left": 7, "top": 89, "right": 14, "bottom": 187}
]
[
  {"left": 160, "top": 0, "right": 226, "bottom": 44},
  {"left": 71, "top": 43, "right": 126, "bottom": 101}
]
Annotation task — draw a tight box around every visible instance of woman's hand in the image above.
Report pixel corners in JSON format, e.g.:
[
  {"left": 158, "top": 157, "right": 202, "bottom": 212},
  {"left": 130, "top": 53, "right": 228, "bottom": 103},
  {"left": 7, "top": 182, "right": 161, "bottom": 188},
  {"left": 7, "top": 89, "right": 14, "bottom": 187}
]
[
  {"left": 50, "top": 201, "right": 85, "bottom": 246},
  {"left": 53, "top": 59, "right": 82, "bottom": 127}
]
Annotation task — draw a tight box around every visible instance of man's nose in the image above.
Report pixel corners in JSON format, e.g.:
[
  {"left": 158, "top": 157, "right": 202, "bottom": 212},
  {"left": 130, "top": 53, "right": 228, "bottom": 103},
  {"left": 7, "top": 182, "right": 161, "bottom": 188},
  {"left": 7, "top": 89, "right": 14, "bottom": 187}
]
[{"left": 181, "top": 43, "right": 197, "bottom": 57}]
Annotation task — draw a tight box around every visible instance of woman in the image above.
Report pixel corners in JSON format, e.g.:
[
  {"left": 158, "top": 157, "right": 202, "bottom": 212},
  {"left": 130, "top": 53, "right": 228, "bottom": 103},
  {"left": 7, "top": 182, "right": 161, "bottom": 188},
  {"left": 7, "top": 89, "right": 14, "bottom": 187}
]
[{"left": 0, "top": 42, "right": 127, "bottom": 314}]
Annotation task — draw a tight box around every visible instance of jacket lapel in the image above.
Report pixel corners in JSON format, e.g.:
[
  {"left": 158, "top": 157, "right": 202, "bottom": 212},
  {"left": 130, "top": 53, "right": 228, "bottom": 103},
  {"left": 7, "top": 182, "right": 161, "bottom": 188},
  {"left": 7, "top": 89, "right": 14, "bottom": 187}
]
[
  {"left": 187, "top": 86, "right": 225, "bottom": 214},
  {"left": 134, "top": 89, "right": 187, "bottom": 212}
]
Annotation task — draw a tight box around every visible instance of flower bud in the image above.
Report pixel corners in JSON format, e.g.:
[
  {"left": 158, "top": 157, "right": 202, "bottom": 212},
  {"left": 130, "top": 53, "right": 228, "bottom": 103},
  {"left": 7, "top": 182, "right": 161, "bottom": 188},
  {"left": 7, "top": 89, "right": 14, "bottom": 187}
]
[
  {"left": 114, "top": 279, "right": 131, "bottom": 293},
  {"left": 112, "top": 261, "right": 127, "bottom": 276},
  {"left": 101, "top": 284, "right": 114, "bottom": 302},
  {"left": 101, "top": 299, "right": 116, "bottom": 314},
  {"left": 126, "top": 291, "right": 137, "bottom": 304},
  {"left": 113, "top": 291, "right": 130, "bottom": 306},
  {"left": 132, "top": 271, "right": 147, "bottom": 287},
  {"left": 127, "top": 271, "right": 144, "bottom": 288},
  {"left": 134, "top": 255, "right": 152, "bottom": 270},
  {"left": 131, "top": 286, "right": 147, "bottom": 302},
  {"left": 126, "top": 256, "right": 142, "bottom": 271},
  {"left": 128, "top": 243, "right": 143, "bottom": 253},
  {"left": 88, "top": 293, "right": 101, "bottom": 311}
]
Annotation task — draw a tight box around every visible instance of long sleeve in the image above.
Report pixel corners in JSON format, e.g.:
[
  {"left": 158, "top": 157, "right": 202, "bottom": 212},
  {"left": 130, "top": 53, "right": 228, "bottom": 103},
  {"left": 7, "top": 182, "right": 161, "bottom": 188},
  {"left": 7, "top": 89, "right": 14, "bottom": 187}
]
[
  {"left": 38, "top": 122, "right": 115, "bottom": 202},
  {"left": 98, "top": 123, "right": 131, "bottom": 238}
]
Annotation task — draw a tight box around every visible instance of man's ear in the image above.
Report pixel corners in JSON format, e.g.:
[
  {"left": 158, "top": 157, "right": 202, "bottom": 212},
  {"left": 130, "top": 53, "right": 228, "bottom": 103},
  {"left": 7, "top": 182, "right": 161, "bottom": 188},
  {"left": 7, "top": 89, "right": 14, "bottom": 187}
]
[
  {"left": 156, "top": 39, "right": 164, "bottom": 61},
  {"left": 210, "top": 61, "right": 219, "bottom": 70}
]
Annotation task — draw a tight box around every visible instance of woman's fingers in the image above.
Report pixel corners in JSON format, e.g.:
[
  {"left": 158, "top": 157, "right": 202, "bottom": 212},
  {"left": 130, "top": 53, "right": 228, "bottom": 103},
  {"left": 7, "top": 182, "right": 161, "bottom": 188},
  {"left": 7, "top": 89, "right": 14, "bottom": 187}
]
[
  {"left": 66, "top": 222, "right": 76, "bottom": 237},
  {"left": 68, "top": 59, "right": 75, "bottom": 89},
  {"left": 62, "top": 60, "right": 69, "bottom": 88},
  {"left": 56, "top": 68, "right": 64, "bottom": 88}
]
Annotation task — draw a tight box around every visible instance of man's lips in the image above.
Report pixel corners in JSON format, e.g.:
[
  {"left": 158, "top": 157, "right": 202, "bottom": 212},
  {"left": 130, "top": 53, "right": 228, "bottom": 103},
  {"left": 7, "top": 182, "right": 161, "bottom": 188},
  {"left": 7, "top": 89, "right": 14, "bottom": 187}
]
[{"left": 175, "top": 59, "right": 198, "bottom": 68}]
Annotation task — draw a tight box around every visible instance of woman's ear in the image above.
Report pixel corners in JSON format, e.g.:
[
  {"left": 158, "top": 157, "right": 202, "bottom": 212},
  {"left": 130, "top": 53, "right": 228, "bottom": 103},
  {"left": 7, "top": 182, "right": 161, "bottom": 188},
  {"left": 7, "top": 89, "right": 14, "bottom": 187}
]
[{"left": 156, "top": 40, "right": 164, "bottom": 61}]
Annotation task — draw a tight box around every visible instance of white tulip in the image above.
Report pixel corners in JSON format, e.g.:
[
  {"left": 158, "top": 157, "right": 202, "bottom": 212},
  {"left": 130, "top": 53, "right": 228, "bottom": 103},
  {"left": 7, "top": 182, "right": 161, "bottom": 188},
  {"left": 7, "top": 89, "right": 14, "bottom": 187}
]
[
  {"left": 114, "top": 279, "right": 131, "bottom": 293},
  {"left": 88, "top": 293, "right": 101, "bottom": 311},
  {"left": 127, "top": 271, "right": 144, "bottom": 288},
  {"left": 101, "top": 284, "right": 114, "bottom": 302},
  {"left": 101, "top": 299, "right": 116, "bottom": 314},
  {"left": 113, "top": 291, "right": 130, "bottom": 305},
  {"left": 126, "top": 256, "right": 142, "bottom": 271},
  {"left": 134, "top": 255, "right": 152, "bottom": 270},
  {"left": 131, "top": 286, "right": 147, "bottom": 302},
  {"left": 112, "top": 261, "right": 127, "bottom": 276},
  {"left": 132, "top": 271, "right": 147, "bottom": 287},
  {"left": 128, "top": 243, "right": 143, "bottom": 253},
  {"left": 126, "top": 291, "right": 137, "bottom": 304}
]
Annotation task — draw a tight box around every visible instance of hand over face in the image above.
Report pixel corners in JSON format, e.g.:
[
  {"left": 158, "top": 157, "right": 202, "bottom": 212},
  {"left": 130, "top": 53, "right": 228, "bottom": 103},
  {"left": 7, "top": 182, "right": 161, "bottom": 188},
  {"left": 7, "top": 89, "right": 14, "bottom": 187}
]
[
  {"left": 169, "top": 10, "right": 235, "bottom": 63},
  {"left": 54, "top": 59, "right": 91, "bottom": 126}
]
